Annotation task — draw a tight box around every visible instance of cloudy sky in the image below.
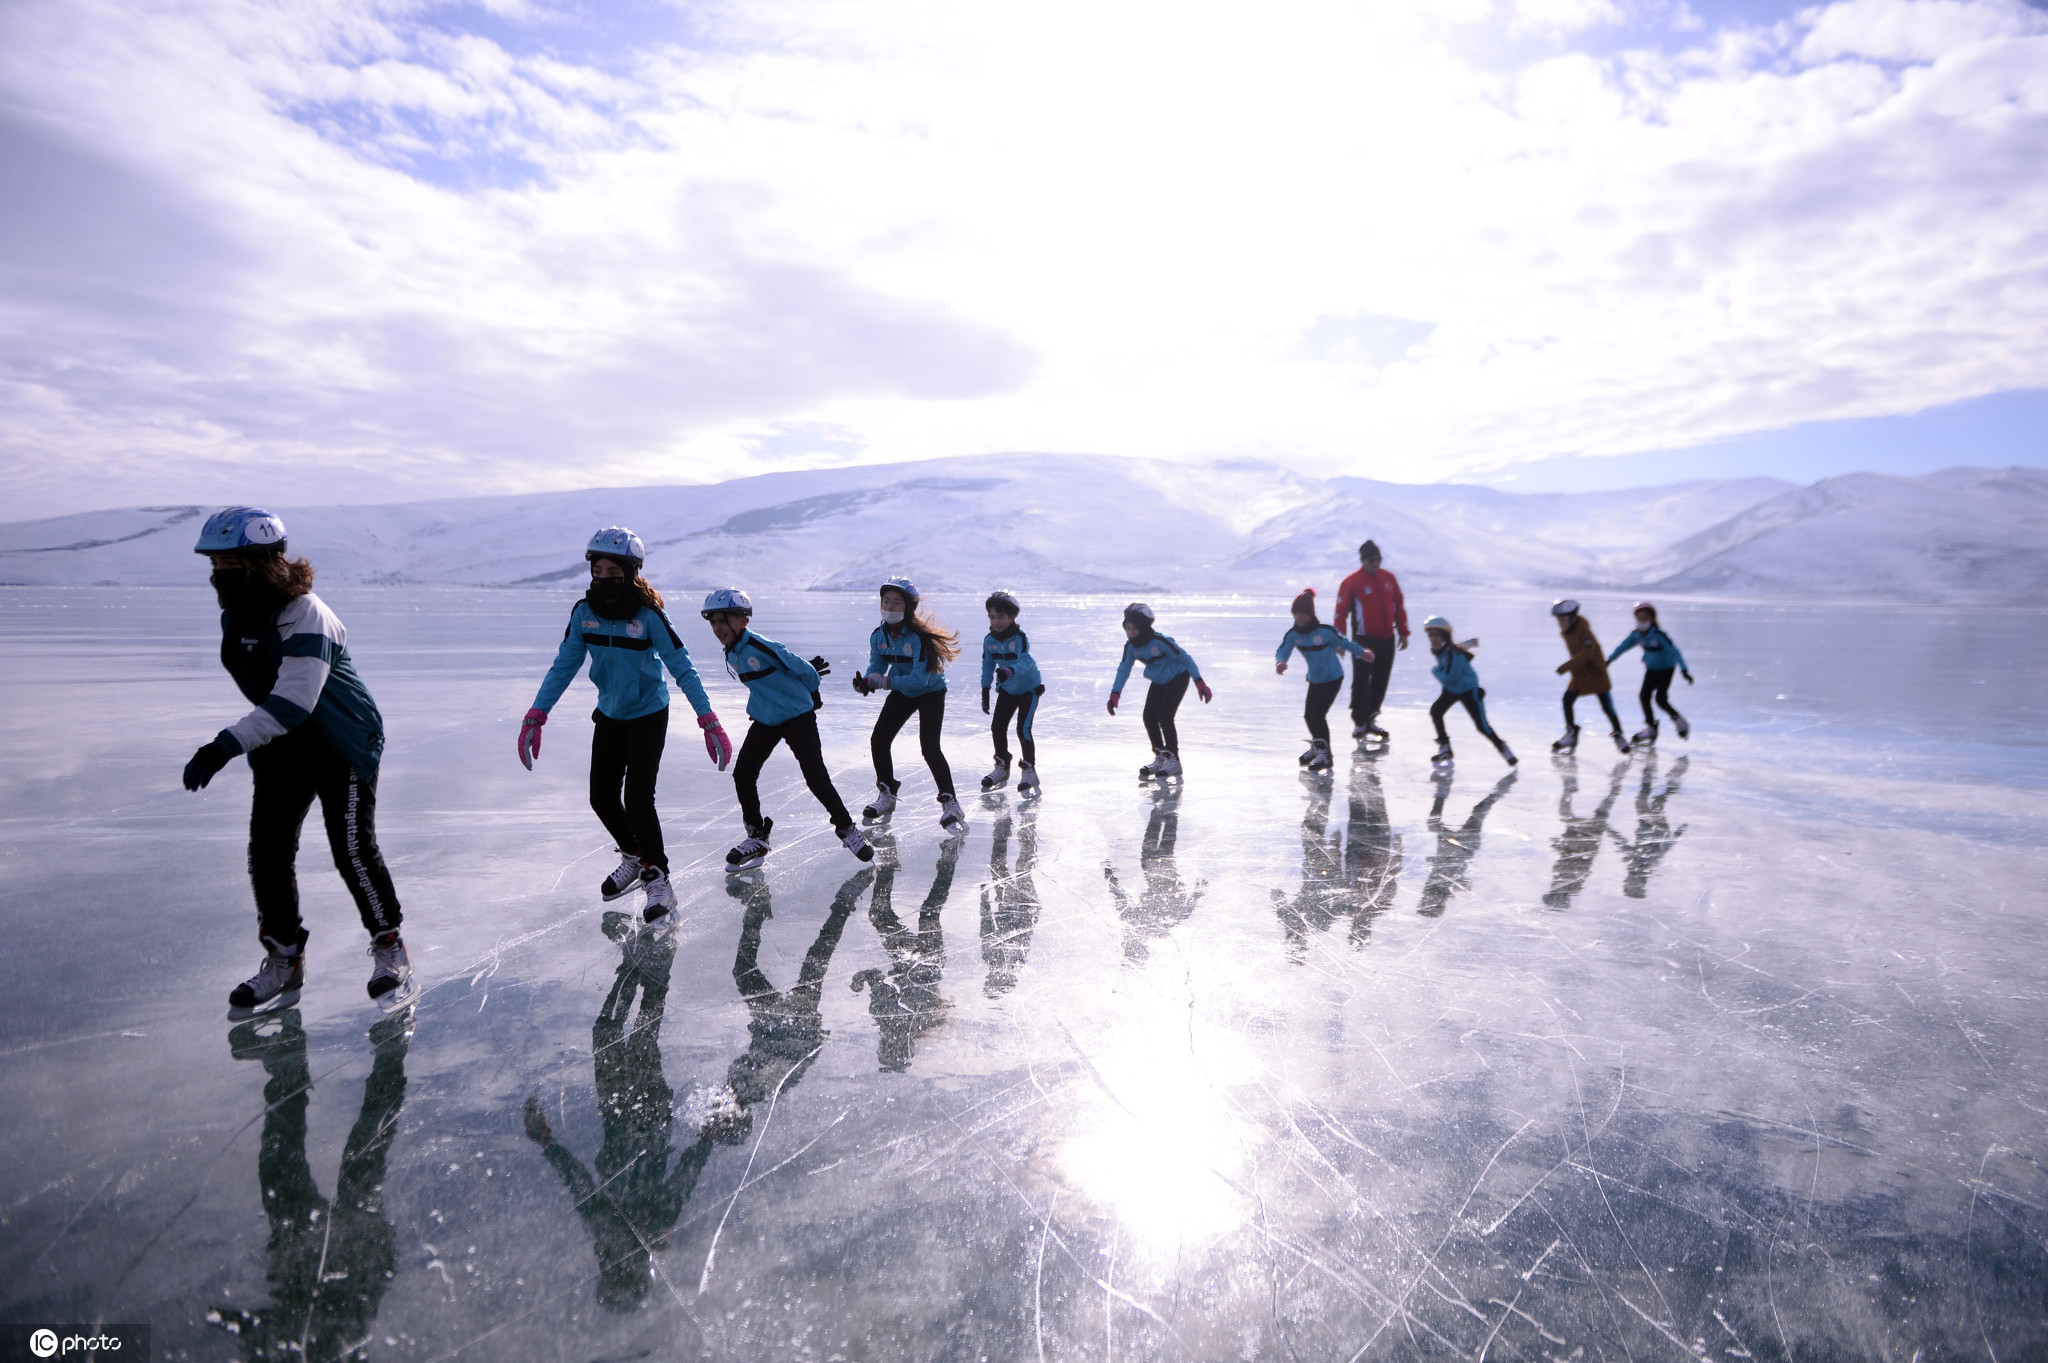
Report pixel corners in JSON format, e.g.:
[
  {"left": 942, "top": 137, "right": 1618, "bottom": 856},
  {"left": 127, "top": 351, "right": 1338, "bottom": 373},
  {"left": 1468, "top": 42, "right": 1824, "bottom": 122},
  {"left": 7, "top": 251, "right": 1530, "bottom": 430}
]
[{"left": 2, "top": 0, "right": 2044, "bottom": 518}]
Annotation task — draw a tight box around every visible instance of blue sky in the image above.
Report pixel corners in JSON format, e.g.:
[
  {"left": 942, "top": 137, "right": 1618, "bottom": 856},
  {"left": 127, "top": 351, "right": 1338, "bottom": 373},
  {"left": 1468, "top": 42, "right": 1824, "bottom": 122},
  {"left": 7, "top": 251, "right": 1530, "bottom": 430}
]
[{"left": 1, "top": 0, "right": 2045, "bottom": 517}]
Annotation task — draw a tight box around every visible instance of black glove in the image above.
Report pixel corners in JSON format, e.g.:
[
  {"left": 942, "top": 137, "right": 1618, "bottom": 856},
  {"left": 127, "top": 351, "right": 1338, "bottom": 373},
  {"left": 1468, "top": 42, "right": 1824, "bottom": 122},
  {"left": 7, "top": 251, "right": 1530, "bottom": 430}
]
[
  {"left": 852, "top": 674, "right": 872, "bottom": 696},
  {"left": 981, "top": 686, "right": 991, "bottom": 714},
  {"left": 996, "top": 666, "right": 1015, "bottom": 684},
  {"left": 810, "top": 655, "right": 832, "bottom": 677},
  {"left": 183, "top": 733, "right": 239, "bottom": 790}
]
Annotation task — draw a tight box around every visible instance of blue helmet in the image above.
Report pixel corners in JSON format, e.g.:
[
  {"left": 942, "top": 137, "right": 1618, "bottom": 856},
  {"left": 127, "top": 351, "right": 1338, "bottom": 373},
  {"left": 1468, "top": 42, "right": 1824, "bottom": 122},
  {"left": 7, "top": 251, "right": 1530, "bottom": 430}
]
[
  {"left": 701, "top": 587, "right": 753, "bottom": 619},
  {"left": 586, "top": 526, "right": 645, "bottom": 568},
  {"left": 1550, "top": 599, "right": 1580, "bottom": 618},
  {"left": 879, "top": 576, "right": 919, "bottom": 606},
  {"left": 194, "top": 506, "right": 287, "bottom": 555}
]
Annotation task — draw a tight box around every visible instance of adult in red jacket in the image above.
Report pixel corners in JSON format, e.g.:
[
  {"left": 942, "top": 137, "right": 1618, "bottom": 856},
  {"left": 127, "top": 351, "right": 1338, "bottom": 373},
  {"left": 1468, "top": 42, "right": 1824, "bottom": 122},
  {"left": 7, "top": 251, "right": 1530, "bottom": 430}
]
[{"left": 1333, "top": 540, "right": 1408, "bottom": 740}]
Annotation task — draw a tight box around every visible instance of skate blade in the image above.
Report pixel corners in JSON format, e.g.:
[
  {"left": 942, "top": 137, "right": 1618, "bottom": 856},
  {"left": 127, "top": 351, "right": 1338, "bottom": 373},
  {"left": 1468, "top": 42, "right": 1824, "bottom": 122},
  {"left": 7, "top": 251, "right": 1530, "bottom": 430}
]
[
  {"left": 726, "top": 856, "right": 767, "bottom": 873},
  {"left": 227, "top": 987, "right": 301, "bottom": 1022},
  {"left": 600, "top": 882, "right": 642, "bottom": 903},
  {"left": 641, "top": 911, "right": 680, "bottom": 939},
  {"left": 372, "top": 976, "right": 420, "bottom": 1015}
]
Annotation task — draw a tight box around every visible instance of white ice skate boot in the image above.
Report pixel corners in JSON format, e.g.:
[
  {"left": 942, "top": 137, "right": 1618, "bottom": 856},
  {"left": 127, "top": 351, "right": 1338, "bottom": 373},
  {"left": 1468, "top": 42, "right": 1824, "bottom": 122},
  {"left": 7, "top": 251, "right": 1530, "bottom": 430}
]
[
  {"left": 1611, "top": 730, "right": 1632, "bottom": 754},
  {"left": 840, "top": 825, "right": 876, "bottom": 862},
  {"left": 1017, "top": 763, "right": 1041, "bottom": 797},
  {"left": 1631, "top": 723, "right": 1658, "bottom": 747},
  {"left": 228, "top": 939, "right": 304, "bottom": 1016},
  {"left": 1305, "top": 740, "right": 1333, "bottom": 772},
  {"left": 980, "top": 758, "right": 1011, "bottom": 791},
  {"left": 727, "top": 818, "right": 773, "bottom": 871},
  {"left": 939, "top": 795, "right": 969, "bottom": 835},
  {"left": 600, "top": 851, "right": 644, "bottom": 901},
  {"left": 1138, "top": 749, "right": 1166, "bottom": 780},
  {"left": 1431, "top": 740, "right": 1454, "bottom": 766},
  {"left": 641, "top": 868, "right": 677, "bottom": 928},
  {"left": 1674, "top": 714, "right": 1691, "bottom": 740},
  {"left": 366, "top": 931, "right": 417, "bottom": 1012},
  {"left": 1154, "top": 751, "right": 1184, "bottom": 778},
  {"left": 863, "top": 784, "right": 898, "bottom": 819},
  {"left": 1551, "top": 725, "right": 1580, "bottom": 753},
  {"left": 1495, "top": 741, "right": 1519, "bottom": 767}
]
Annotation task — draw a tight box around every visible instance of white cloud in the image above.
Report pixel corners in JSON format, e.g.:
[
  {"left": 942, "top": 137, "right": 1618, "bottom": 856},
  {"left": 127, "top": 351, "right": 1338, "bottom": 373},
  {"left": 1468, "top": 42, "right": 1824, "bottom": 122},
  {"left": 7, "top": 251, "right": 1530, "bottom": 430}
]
[{"left": 0, "top": 0, "right": 2045, "bottom": 516}]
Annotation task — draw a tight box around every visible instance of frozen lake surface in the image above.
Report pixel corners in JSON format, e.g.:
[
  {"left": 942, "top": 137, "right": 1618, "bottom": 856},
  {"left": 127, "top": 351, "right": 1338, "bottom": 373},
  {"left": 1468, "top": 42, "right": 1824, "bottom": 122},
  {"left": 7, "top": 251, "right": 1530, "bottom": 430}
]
[{"left": 2, "top": 586, "right": 2045, "bottom": 1361}]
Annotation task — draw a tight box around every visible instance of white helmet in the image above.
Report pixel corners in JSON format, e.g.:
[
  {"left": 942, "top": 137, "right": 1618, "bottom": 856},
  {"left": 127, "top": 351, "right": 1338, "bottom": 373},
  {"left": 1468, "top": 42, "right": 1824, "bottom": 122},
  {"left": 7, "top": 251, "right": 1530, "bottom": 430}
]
[
  {"left": 1422, "top": 615, "right": 1452, "bottom": 632},
  {"left": 586, "top": 527, "right": 645, "bottom": 568},
  {"left": 1122, "top": 601, "right": 1156, "bottom": 623},
  {"left": 701, "top": 587, "right": 753, "bottom": 618}
]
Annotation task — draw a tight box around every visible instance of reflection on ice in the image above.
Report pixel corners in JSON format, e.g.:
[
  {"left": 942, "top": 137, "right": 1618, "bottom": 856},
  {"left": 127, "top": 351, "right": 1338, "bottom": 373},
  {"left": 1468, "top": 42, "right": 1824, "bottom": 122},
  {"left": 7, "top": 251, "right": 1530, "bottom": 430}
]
[
  {"left": 852, "top": 832, "right": 958, "bottom": 1072},
  {"left": 1418, "top": 767, "right": 1515, "bottom": 918},
  {"left": 1543, "top": 758, "right": 1631, "bottom": 910},
  {"left": 1103, "top": 790, "right": 1205, "bottom": 964},
  {"left": 978, "top": 804, "right": 1041, "bottom": 998},
  {"left": 1613, "top": 751, "right": 1688, "bottom": 899},
  {"left": 1276, "top": 765, "right": 1401, "bottom": 953}
]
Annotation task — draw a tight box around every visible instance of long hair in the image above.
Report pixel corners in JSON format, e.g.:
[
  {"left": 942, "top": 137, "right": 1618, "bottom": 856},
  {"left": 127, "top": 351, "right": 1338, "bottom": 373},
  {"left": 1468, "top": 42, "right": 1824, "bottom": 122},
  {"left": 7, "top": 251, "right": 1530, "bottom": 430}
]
[
  {"left": 632, "top": 573, "right": 665, "bottom": 611},
  {"left": 258, "top": 551, "right": 316, "bottom": 599},
  {"left": 909, "top": 608, "right": 960, "bottom": 669}
]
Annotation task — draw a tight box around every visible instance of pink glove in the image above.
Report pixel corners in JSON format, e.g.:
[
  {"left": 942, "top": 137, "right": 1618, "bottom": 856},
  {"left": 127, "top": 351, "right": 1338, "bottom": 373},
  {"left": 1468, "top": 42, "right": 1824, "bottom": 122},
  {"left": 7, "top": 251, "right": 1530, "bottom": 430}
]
[
  {"left": 1195, "top": 680, "right": 1213, "bottom": 703},
  {"left": 518, "top": 708, "right": 546, "bottom": 769},
  {"left": 699, "top": 712, "right": 732, "bottom": 771},
  {"left": 1107, "top": 690, "right": 1120, "bottom": 716}
]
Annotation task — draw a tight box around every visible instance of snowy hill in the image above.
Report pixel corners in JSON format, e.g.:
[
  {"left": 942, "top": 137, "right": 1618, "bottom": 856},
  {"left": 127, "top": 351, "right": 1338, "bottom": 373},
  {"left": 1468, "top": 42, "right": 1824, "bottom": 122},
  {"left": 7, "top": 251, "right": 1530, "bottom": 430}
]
[{"left": 0, "top": 455, "right": 2039, "bottom": 602}]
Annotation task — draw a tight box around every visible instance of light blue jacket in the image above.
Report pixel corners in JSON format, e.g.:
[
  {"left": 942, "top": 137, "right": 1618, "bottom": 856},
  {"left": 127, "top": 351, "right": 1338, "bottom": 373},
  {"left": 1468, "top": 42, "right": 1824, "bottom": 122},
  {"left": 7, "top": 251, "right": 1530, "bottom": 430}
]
[
  {"left": 533, "top": 599, "right": 713, "bottom": 722},
  {"left": 1112, "top": 633, "right": 1201, "bottom": 691},
  {"left": 1430, "top": 644, "right": 1481, "bottom": 696},
  {"left": 1276, "top": 625, "right": 1369, "bottom": 685},
  {"left": 726, "top": 629, "right": 822, "bottom": 727},
  {"left": 867, "top": 623, "right": 948, "bottom": 698},
  {"left": 1608, "top": 626, "right": 1687, "bottom": 674},
  {"left": 980, "top": 628, "right": 1043, "bottom": 696}
]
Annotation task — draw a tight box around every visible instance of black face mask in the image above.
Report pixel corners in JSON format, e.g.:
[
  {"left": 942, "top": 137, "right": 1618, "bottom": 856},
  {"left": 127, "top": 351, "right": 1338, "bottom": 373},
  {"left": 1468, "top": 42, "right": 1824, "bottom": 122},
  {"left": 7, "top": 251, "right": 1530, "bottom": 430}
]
[
  {"left": 212, "top": 566, "right": 285, "bottom": 618},
  {"left": 587, "top": 576, "right": 640, "bottom": 619}
]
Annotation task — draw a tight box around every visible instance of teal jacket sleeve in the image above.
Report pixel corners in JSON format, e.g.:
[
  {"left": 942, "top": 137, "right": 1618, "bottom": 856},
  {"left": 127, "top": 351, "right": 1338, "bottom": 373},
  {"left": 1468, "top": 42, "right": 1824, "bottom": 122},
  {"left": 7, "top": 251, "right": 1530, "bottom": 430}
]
[
  {"left": 981, "top": 638, "right": 996, "bottom": 689},
  {"left": 650, "top": 609, "right": 712, "bottom": 716},
  {"left": 766, "top": 636, "right": 821, "bottom": 691},
  {"left": 867, "top": 628, "right": 886, "bottom": 679},
  {"left": 1606, "top": 630, "right": 1642, "bottom": 664},
  {"left": 532, "top": 609, "right": 591, "bottom": 713},
  {"left": 1275, "top": 631, "right": 1297, "bottom": 665},
  {"left": 1111, "top": 642, "right": 1136, "bottom": 693},
  {"left": 1181, "top": 646, "right": 1202, "bottom": 682},
  {"left": 1335, "top": 631, "right": 1369, "bottom": 658}
]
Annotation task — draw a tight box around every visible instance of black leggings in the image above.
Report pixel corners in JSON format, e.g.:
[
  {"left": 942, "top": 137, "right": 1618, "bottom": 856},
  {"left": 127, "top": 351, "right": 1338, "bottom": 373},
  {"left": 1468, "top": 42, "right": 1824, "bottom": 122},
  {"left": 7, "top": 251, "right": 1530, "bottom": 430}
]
[
  {"left": 1563, "top": 689, "right": 1622, "bottom": 734},
  {"left": 873, "top": 689, "right": 955, "bottom": 798},
  {"left": 733, "top": 711, "right": 854, "bottom": 833},
  {"left": 1349, "top": 634, "right": 1395, "bottom": 725},
  {"left": 1640, "top": 669, "right": 1683, "bottom": 727},
  {"left": 590, "top": 707, "right": 669, "bottom": 872},
  {"left": 1430, "top": 688, "right": 1502, "bottom": 745},
  {"left": 249, "top": 727, "right": 402, "bottom": 947},
  {"left": 1305, "top": 679, "right": 1342, "bottom": 742},
  {"left": 992, "top": 688, "right": 1040, "bottom": 766},
  {"left": 1143, "top": 673, "right": 1191, "bottom": 753}
]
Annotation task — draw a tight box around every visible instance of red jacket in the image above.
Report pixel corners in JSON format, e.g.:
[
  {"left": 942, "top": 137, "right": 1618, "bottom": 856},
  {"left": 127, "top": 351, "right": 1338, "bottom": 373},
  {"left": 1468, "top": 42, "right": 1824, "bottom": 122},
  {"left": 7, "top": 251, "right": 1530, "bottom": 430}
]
[{"left": 1334, "top": 566, "right": 1407, "bottom": 641}]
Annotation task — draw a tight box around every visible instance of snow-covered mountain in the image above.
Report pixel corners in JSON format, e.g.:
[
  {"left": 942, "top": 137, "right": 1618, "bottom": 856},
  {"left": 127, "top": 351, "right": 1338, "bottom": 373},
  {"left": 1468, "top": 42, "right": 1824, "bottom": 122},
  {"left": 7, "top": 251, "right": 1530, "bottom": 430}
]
[{"left": 0, "top": 454, "right": 2040, "bottom": 602}]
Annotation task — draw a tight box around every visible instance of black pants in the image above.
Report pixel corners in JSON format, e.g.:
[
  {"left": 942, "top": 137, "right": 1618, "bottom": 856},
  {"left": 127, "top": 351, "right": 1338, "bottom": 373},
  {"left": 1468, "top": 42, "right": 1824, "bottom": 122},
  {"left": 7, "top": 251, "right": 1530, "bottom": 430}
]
[
  {"left": 1430, "top": 688, "right": 1502, "bottom": 745},
  {"left": 1640, "top": 669, "right": 1683, "bottom": 727},
  {"left": 590, "top": 707, "right": 669, "bottom": 872},
  {"left": 991, "top": 688, "right": 1040, "bottom": 766},
  {"left": 1304, "top": 678, "right": 1342, "bottom": 742},
  {"left": 873, "top": 689, "right": 955, "bottom": 798},
  {"left": 1143, "top": 673, "right": 1191, "bottom": 753},
  {"left": 1348, "top": 634, "right": 1396, "bottom": 726},
  {"left": 1563, "top": 689, "right": 1622, "bottom": 734},
  {"left": 249, "top": 727, "right": 401, "bottom": 947},
  {"left": 733, "top": 711, "right": 855, "bottom": 833}
]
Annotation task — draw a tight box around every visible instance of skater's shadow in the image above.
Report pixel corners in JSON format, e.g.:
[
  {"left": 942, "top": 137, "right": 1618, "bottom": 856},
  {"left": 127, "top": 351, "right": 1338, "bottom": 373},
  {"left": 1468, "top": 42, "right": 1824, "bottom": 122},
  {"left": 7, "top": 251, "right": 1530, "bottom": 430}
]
[
  {"left": 212, "top": 1008, "right": 413, "bottom": 1360},
  {"left": 852, "top": 831, "right": 960, "bottom": 1071},
  {"left": 1608, "top": 752, "right": 1689, "bottom": 899},
  {"left": 981, "top": 802, "right": 1042, "bottom": 998},
  {"left": 1542, "top": 760, "right": 1630, "bottom": 911},
  {"left": 1275, "top": 765, "right": 1402, "bottom": 955},
  {"left": 1105, "top": 787, "right": 1205, "bottom": 965},
  {"left": 1417, "top": 767, "right": 1517, "bottom": 918}
]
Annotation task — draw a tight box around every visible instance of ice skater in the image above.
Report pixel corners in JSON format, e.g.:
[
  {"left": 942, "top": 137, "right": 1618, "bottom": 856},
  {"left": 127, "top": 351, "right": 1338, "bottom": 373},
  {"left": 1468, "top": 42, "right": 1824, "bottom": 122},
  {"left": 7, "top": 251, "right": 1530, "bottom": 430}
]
[
  {"left": 978, "top": 590, "right": 1045, "bottom": 796},
  {"left": 1607, "top": 601, "right": 1694, "bottom": 746},
  {"left": 1108, "top": 602, "right": 1211, "bottom": 780},
  {"left": 699, "top": 587, "right": 874, "bottom": 871},
  {"left": 853, "top": 577, "right": 968, "bottom": 833},
  {"left": 1334, "top": 539, "right": 1409, "bottom": 746},
  {"left": 1422, "top": 615, "right": 1517, "bottom": 768},
  {"left": 1275, "top": 587, "right": 1373, "bottom": 771},
  {"left": 180, "top": 507, "right": 416, "bottom": 1016},
  {"left": 1550, "top": 599, "right": 1629, "bottom": 755},
  {"left": 517, "top": 529, "right": 733, "bottom": 930}
]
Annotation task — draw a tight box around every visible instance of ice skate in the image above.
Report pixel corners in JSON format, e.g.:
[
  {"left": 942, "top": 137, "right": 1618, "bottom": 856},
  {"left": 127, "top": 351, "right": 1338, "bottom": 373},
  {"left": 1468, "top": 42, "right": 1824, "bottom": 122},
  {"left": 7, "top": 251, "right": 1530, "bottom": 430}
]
[
  {"left": 1138, "top": 749, "right": 1167, "bottom": 780},
  {"left": 980, "top": 758, "right": 1011, "bottom": 791},
  {"left": 1631, "top": 724, "right": 1658, "bottom": 747},
  {"left": 726, "top": 818, "right": 773, "bottom": 871},
  {"left": 600, "top": 851, "right": 644, "bottom": 901},
  {"left": 1431, "top": 740, "right": 1454, "bottom": 766},
  {"left": 1298, "top": 741, "right": 1319, "bottom": 767},
  {"left": 1351, "top": 721, "right": 1371, "bottom": 740},
  {"left": 366, "top": 931, "right": 417, "bottom": 1012},
  {"left": 1496, "top": 740, "right": 1518, "bottom": 767},
  {"left": 1154, "top": 750, "right": 1184, "bottom": 779},
  {"left": 1674, "top": 714, "right": 1691, "bottom": 740},
  {"left": 640, "top": 868, "right": 677, "bottom": 928},
  {"left": 1551, "top": 724, "right": 1580, "bottom": 753},
  {"left": 1611, "top": 730, "right": 1632, "bottom": 755},
  {"left": 840, "top": 825, "right": 876, "bottom": 862},
  {"left": 939, "top": 795, "right": 969, "bottom": 835},
  {"left": 1016, "top": 763, "right": 1041, "bottom": 797},
  {"left": 862, "top": 784, "right": 898, "bottom": 820},
  {"left": 1305, "top": 739, "right": 1333, "bottom": 772},
  {"left": 227, "top": 941, "right": 303, "bottom": 1017}
]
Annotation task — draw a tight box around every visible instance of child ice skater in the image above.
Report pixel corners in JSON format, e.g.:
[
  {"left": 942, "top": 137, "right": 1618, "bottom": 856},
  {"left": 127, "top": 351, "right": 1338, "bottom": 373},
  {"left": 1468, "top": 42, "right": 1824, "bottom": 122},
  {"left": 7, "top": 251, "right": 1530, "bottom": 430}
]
[
  {"left": 1108, "top": 603, "right": 1211, "bottom": 780},
  {"left": 699, "top": 588, "right": 875, "bottom": 871},
  {"left": 1422, "top": 615, "right": 1517, "bottom": 768},
  {"left": 852, "top": 577, "right": 968, "bottom": 833},
  {"left": 1607, "top": 601, "right": 1694, "bottom": 745},
  {"left": 517, "top": 528, "right": 732, "bottom": 929},
  {"left": 1275, "top": 587, "right": 1372, "bottom": 771},
  {"left": 978, "top": 589, "right": 1045, "bottom": 795},
  {"left": 1550, "top": 599, "right": 1629, "bottom": 755}
]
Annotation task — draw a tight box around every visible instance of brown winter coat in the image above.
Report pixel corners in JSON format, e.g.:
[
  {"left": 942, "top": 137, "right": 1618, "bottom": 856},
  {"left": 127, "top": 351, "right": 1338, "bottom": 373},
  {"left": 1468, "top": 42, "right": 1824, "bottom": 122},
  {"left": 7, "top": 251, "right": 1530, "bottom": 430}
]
[{"left": 1555, "top": 615, "right": 1613, "bottom": 695}]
